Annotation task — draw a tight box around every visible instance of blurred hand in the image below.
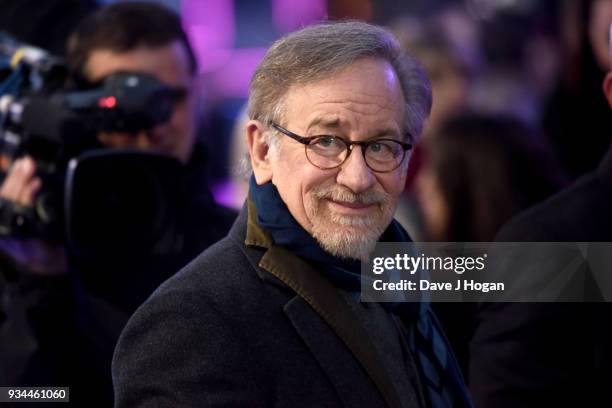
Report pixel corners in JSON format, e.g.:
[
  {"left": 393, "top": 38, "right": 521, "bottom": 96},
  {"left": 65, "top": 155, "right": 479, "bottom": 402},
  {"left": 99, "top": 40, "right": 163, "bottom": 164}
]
[
  {"left": 0, "top": 156, "right": 67, "bottom": 276},
  {"left": 0, "top": 156, "right": 42, "bottom": 206}
]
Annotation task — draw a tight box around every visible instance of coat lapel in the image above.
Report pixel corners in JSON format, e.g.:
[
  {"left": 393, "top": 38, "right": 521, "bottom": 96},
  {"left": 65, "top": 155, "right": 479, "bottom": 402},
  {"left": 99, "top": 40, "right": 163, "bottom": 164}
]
[{"left": 244, "top": 198, "right": 404, "bottom": 408}]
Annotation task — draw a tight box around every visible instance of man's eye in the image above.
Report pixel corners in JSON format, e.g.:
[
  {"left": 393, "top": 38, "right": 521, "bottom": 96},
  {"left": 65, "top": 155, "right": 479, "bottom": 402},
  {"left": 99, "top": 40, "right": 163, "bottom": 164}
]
[
  {"left": 370, "top": 142, "right": 383, "bottom": 153},
  {"left": 369, "top": 142, "right": 393, "bottom": 154},
  {"left": 316, "top": 136, "right": 335, "bottom": 148}
]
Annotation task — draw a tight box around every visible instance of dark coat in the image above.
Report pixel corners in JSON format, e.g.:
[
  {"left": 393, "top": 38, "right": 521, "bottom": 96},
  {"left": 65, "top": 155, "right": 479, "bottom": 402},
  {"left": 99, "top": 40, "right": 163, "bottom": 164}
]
[
  {"left": 112, "top": 199, "right": 460, "bottom": 408},
  {"left": 469, "top": 146, "right": 612, "bottom": 407}
]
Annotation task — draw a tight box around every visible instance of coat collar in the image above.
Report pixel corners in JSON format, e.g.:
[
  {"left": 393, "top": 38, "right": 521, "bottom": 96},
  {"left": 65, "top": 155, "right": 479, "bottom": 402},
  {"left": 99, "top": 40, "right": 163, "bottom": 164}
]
[{"left": 239, "top": 196, "right": 405, "bottom": 408}]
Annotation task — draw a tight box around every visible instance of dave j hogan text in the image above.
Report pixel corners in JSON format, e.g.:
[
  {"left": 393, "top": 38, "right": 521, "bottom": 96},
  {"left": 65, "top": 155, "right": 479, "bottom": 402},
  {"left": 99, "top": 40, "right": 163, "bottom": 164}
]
[{"left": 372, "top": 279, "right": 505, "bottom": 293}]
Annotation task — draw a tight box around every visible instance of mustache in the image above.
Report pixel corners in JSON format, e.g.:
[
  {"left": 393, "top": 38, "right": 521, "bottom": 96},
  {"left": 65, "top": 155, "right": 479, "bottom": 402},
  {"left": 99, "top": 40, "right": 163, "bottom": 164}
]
[{"left": 313, "top": 186, "right": 389, "bottom": 206}]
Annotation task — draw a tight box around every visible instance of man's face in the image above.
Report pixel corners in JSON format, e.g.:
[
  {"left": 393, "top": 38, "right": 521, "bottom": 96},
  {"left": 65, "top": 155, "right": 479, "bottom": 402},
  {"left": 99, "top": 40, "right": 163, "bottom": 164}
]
[
  {"left": 85, "top": 40, "right": 196, "bottom": 163},
  {"left": 262, "top": 58, "right": 408, "bottom": 260}
]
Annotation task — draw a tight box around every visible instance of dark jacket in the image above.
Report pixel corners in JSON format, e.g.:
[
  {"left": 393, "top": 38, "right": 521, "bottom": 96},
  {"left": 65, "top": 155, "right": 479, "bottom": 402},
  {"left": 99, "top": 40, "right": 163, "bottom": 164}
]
[
  {"left": 112, "top": 199, "right": 467, "bottom": 407},
  {"left": 469, "top": 146, "right": 612, "bottom": 407}
]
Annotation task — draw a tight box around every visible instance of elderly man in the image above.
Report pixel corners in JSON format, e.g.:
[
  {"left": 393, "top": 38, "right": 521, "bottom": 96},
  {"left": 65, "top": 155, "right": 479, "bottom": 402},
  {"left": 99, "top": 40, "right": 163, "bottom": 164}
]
[{"left": 112, "top": 21, "right": 470, "bottom": 408}]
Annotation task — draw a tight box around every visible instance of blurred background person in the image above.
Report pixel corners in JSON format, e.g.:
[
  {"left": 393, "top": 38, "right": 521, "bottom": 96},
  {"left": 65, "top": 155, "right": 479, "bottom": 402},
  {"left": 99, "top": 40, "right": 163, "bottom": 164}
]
[
  {"left": 416, "top": 114, "right": 563, "bottom": 243},
  {"left": 0, "top": 2, "right": 236, "bottom": 405},
  {"left": 63, "top": 2, "right": 237, "bottom": 312},
  {"left": 393, "top": 7, "right": 478, "bottom": 139},
  {"left": 391, "top": 8, "right": 478, "bottom": 238},
  {"left": 468, "top": 9, "right": 612, "bottom": 407},
  {"left": 543, "top": 0, "right": 612, "bottom": 179},
  {"left": 414, "top": 113, "right": 564, "bottom": 377}
]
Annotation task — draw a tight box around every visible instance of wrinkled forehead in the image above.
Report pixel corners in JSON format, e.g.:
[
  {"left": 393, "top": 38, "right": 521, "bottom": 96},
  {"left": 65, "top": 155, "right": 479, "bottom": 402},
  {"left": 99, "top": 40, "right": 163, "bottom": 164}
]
[{"left": 280, "top": 59, "right": 406, "bottom": 136}]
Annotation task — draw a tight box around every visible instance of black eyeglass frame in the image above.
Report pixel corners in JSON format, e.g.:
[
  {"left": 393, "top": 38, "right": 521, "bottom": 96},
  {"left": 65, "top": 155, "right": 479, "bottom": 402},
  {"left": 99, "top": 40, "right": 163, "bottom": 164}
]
[{"left": 270, "top": 122, "right": 413, "bottom": 173}]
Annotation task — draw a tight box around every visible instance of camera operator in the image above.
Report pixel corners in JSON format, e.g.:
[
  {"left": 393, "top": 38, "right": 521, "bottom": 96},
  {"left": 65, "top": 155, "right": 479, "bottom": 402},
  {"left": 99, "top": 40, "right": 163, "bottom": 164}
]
[{"left": 0, "top": 2, "right": 236, "bottom": 405}]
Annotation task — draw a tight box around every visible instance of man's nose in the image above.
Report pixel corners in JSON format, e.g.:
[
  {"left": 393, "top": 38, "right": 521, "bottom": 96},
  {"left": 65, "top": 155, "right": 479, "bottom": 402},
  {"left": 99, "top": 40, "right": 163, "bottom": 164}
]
[{"left": 335, "top": 146, "right": 376, "bottom": 194}]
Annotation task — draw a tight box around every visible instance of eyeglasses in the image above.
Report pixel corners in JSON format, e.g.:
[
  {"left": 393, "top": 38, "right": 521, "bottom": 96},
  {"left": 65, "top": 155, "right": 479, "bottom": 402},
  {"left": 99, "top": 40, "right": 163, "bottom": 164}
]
[{"left": 270, "top": 122, "right": 412, "bottom": 173}]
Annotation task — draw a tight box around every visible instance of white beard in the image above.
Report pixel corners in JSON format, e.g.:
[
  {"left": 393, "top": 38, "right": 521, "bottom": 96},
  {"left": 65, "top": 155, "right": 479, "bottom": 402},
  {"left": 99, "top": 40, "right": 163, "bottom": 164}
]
[{"left": 308, "top": 186, "right": 394, "bottom": 261}]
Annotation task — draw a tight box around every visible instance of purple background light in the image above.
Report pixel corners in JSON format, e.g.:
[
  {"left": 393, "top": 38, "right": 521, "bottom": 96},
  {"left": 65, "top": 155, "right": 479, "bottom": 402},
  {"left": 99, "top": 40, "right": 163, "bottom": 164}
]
[
  {"left": 180, "top": 0, "right": 328, "bottom": 99},
  {"left": 205, "top": 48, "right": 268, "bottom": 99},
  {"left": 272, "top": 0, "right": 327, "bottom": 33},
  {"left": 182, "top": 0, "right": 235, "bottom": 73}
]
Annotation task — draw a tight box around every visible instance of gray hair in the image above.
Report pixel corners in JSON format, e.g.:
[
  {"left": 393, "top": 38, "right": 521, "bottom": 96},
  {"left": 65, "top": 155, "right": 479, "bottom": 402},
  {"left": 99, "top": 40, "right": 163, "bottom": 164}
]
[{"left": 242, "top": 20, "right": 432, "bottom": 176}]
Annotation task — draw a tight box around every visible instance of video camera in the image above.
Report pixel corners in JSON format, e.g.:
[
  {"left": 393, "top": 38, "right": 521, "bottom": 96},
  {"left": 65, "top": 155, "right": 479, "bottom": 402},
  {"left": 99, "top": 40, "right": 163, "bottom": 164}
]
[{"left": 0, "top": 33, "right": 188, "bottom": 258}]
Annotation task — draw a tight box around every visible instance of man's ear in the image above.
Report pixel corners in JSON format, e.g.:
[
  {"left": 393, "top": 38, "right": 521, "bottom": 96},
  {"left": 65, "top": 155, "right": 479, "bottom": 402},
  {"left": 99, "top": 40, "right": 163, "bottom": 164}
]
[
  {"left": 603, "top": 72, "right": 612, "bottom": 108},
  {"left": 246, "top": 120, "right": 273, "bottom": 184}
]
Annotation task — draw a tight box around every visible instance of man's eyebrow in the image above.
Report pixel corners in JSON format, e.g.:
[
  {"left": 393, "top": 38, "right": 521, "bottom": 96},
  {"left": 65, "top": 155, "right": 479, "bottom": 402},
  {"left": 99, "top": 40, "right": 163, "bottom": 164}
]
[
  {"left": 306, "top": 118, "right": 403, "bottom": 139},
  {"left": 371, "top": 127, "right": 401, "bottom": 139},
  {"left": 306, "top": 117, "right": 343, "bottom": 132}
]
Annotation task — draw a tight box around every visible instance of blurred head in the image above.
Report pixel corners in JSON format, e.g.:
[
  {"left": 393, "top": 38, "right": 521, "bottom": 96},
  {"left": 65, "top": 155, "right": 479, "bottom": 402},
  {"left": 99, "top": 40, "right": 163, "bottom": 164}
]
[
  {"left": 416, "top": 114, "right": 563, "bottom": 241},
  {"left": 67, "top": 2, "right": 198, "bottom": 163},
  {"left": 401, "top": 30, "right": 472, "bottom": 136},
  {"left": 246, "top": 21, "right": 431, "bottom": 260}
]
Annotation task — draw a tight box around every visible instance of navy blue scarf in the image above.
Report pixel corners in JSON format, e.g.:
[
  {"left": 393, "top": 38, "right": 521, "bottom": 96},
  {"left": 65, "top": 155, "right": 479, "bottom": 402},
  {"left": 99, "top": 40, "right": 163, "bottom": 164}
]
[{"left": 249, "top": 176, "right": 411, "bottom": 291}]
